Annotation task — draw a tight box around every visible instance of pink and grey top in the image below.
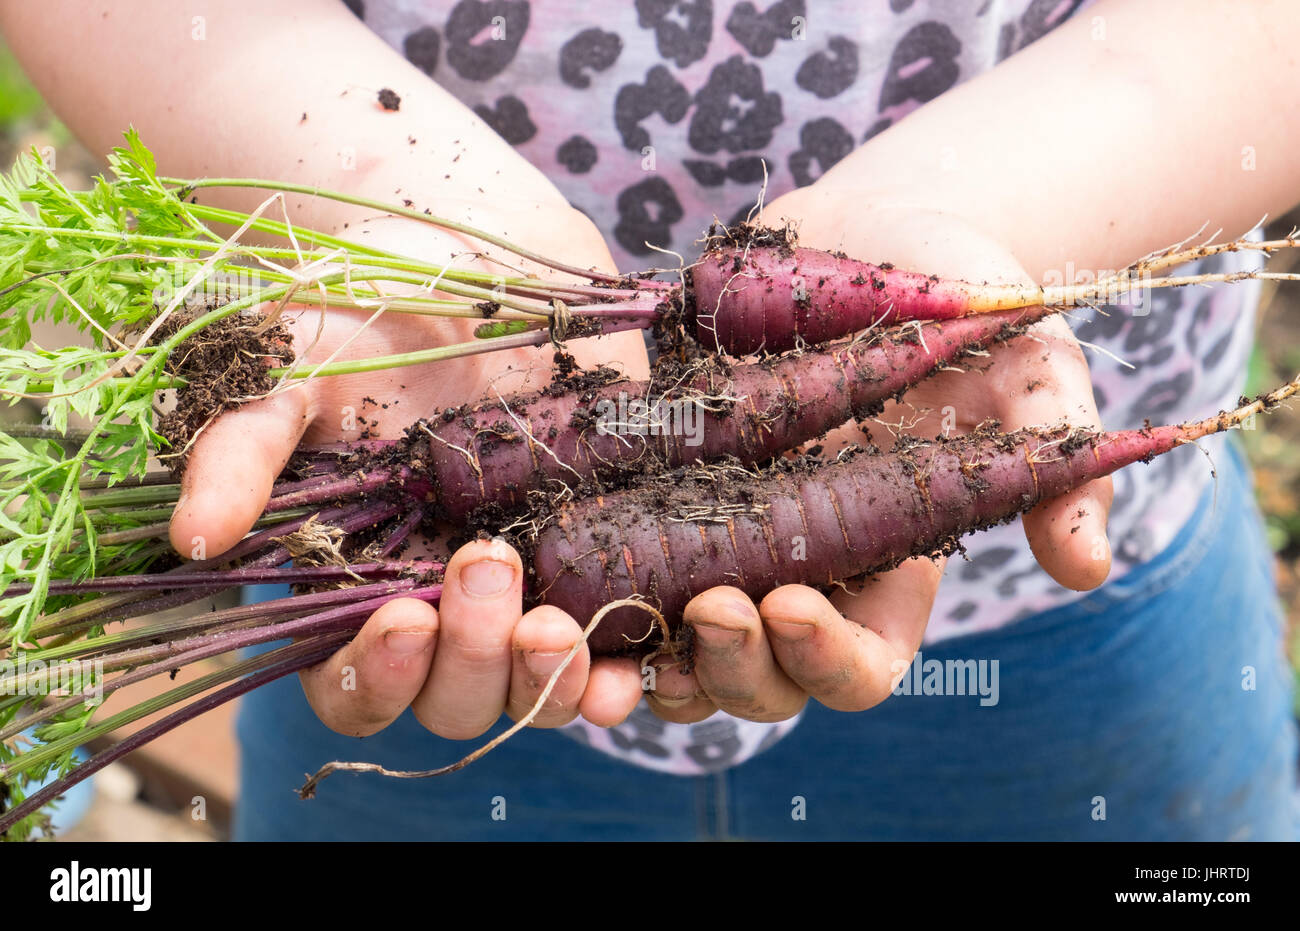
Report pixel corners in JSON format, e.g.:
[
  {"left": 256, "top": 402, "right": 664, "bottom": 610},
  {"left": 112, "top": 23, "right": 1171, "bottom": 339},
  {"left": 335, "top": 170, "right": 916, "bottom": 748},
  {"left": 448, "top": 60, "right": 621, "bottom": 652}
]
[{"left": 348, "top": 0, "right": 1260, "bottom": 773}]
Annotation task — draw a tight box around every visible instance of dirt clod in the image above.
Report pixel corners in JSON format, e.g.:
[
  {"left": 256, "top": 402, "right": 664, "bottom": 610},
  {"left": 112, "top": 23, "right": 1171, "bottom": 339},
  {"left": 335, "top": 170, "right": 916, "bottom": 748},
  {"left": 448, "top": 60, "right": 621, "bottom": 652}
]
[{"left": 154, "top": 311, "right": 292, "bottom": 472}]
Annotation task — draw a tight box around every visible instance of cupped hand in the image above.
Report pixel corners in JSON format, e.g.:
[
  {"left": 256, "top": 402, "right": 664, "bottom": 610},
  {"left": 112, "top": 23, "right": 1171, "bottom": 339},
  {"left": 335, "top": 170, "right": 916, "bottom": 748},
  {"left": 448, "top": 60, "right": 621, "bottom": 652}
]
[
  {"left": 652, "top": 188, "right": 1112, "bottom": 725},
  {"left": 168, "top": 203, "right": 650, "bottom": 738}
]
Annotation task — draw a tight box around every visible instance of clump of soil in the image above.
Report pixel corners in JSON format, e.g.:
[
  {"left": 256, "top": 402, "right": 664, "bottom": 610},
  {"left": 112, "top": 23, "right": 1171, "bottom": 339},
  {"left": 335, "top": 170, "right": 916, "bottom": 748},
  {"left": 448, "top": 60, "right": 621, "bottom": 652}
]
[
  {"left": 699, "top": 219, "right": 797, "bottom": 253},
  {"left": 680, "top": 220, "right": 798, "bottom": 348},
  {"left": 154, "top": 311, "right": 293, "bottom": 473},
  {"left": 650, "top": 291, "right": 705, "bottom": 365},
  {"left": 544, "top": 349, "right": 623, "bottom": 398},
  {"left": 377, "top": 88, "right": 401, "bottom": 111}
]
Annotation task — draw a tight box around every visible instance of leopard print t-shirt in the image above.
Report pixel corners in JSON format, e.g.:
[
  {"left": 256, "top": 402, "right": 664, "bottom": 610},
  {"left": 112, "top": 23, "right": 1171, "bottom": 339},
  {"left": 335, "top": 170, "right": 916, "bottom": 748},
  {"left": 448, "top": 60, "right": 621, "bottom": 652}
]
[{"left": 346, "top": 0, "right": 1260, "bottom": 774}]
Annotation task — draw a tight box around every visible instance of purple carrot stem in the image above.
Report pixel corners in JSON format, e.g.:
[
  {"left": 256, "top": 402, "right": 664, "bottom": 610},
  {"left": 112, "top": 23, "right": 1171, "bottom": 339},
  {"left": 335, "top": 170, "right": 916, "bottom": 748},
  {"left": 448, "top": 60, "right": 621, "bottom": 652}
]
[
  {"left": 56, "top": 547, "right": 296, "bottom": 633},
  {"left": 87, "top": 584, "right": 443, "bottom": 673},
  {"left": 264, "top": 467, "right": 404, "bottom": 514},
  {"left": 0, "top": 634, "right": 349, "bottom": 837},
  {"left": 294, "top": 439, "right": 394, "bottom": 457},
  {"left": 10, "top": 559, "right": 438, "bottom": 596},
  {"left": 268, "top": 470, "right": 348, "bottom": 498},
  {"left": 3, "top": 583, "right": 442, "bottom": 741},
  {"left": 29, "top": 579, "right": 423, "bottom": 670},
  {"left": 30, "top": 500, "right": 405, "bottom": 638},
  {"left": 193, "top": 496, "right": 401, "bottom": 568},
  {"left": 26, "top": 545, "right": 291, "bottom": 641},
  {"left": 107, "top": 499, "right": 400, "bottom": 617},
  {"left": 214, "top": 503, "right": 353, "bottom": 563},
  {"left": 268, "top": 456, "right": 379, "bottom": 495},
  {"left": 373, "top": 508, "right": 426, "bottom": 557}
]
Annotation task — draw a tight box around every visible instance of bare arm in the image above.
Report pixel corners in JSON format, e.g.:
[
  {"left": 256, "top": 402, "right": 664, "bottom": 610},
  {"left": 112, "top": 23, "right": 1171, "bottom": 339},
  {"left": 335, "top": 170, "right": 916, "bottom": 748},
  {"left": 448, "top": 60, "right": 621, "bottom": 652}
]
[{"left": 0, "top": 0, "right": 563, "bottom": 228}]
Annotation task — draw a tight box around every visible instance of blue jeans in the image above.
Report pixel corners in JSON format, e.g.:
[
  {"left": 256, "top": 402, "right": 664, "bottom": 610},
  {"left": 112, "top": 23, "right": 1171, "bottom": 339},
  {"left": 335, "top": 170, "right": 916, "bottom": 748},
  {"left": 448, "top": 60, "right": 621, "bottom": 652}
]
[{"left": 234, "top": 441, "right": 1298, "bottom": 840}]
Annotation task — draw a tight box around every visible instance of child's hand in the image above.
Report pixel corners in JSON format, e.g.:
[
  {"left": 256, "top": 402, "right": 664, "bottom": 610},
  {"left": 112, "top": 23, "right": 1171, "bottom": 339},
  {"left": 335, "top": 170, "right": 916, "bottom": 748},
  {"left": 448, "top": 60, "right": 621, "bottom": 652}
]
[
  {"left": 168, "top": 205, "right": 651, "bottom": 738},
  {"left": 652, "top": 191, "right": 1111, "bottom": 724}
]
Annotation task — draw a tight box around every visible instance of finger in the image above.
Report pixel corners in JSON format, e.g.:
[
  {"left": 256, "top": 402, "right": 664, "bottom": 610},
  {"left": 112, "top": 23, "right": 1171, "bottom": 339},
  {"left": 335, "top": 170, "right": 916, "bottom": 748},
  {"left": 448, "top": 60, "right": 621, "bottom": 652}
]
[
  {"left": 832, "top": 556, "right": 944, "bottom": 655},
  {"left": 168, "top": 385, "right": 315, "bottom": 558},
  {"left": 685, "top": 586, "right": 807, "bottom": 722},
  {"left": 991, "top": 316, "right": 1113, "bottom": 589},
  {"left": 643, "top": 654, "right": 717, "bottom": 724},
  {"left": 578, "top": 658, "right": 644, "bottom": 727},
  {"left": 760, "top": 557, "right": 941, "bottom": 711},
  {"left": 411, "top": 538, "right": 523, "bottom": 740},
  {"left": 507, "top": 605, "right": 590, "bottom": 728},
  {"left": 298, "top": 597, "right": 438, "bottom": 737},
  {"left": 1024, "top": 477, "right": 1114, "bottom": 591}
]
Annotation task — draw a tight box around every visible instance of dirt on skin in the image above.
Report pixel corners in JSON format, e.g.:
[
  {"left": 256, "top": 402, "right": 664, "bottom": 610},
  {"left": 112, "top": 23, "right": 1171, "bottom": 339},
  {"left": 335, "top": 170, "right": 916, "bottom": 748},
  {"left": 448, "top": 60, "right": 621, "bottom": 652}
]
[{"left": 154, "top": 311, "right": 293, "bottom": 474}]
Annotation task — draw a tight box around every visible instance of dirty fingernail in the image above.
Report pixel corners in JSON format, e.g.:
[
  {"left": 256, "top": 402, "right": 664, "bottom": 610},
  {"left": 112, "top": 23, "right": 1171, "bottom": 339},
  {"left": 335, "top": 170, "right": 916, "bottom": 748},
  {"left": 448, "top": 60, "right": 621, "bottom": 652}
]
[
  {"left": 460, "top": 559, "right": 515, "bottom": 597},
  {"left": 692, "top": 623, "right": 745, "bottom": 650},
  {"left": 384, "top": 628, "right": 435, "bottom": 655},
  {"left": 764, "top": 617, "right": 816, "bottom": 642}
]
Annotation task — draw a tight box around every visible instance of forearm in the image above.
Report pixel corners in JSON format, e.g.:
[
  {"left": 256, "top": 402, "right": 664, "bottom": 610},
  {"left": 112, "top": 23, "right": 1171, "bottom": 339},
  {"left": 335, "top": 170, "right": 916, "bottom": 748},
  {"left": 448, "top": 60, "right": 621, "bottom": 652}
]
[
  {"left": 811, "top": 0, "right": 1300, "bottom": 278},
  {"left": 0, "top": 0, "right": 565, "bottom": 231},
  {"left": 0, "top": 1, "right": 643, "bottom": 377}
]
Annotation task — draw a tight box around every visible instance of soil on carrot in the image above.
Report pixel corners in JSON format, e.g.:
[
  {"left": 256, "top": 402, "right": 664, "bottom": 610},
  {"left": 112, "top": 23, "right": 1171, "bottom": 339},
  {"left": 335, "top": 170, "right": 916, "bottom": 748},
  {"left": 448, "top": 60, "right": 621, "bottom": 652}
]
[
  {"left": 412, "top": 313, "right": 1049, "bottom": 598},
  {"left": 682, "top": 220, "right": 798, "bottom": 340},
  {"left": 651, "top": 292, "right": 709, "bottom": 365},
  {"left": 517, "top": 423, "right": 1117, "bottom": 653},
  {"left": 699, "top": 219, "right": 798, "bottom": 255},
  {"left": 153, "top": 311, "right": 292, "bottom": 473}
]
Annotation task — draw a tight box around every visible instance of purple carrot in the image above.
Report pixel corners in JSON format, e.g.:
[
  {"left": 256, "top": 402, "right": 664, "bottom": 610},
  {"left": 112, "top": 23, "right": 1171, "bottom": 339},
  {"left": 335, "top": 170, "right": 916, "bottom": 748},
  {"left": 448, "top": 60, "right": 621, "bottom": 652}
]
[
  {"left": 689, "top": 242, "right": 1043, "bottom": 356},
  {"left": 530, "top": 377, "right": 1298, "bottom": 655},
  {"left": 418, "top": 308, "right": 1051, "bottom": 520}
]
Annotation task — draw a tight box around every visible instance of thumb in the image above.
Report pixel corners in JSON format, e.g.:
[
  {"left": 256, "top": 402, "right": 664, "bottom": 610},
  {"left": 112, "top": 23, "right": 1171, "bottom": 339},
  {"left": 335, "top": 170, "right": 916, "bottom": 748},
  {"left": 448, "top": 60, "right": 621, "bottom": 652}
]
[{"left": 168, "top": 385, "right": 314, "bottom": 559}]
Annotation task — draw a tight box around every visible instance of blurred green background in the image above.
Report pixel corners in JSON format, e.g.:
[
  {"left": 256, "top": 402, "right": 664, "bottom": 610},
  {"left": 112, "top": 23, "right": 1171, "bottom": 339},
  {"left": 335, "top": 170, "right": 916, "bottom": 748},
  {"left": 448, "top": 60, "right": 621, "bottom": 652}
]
[{"left": 1, "top": 36, "right": 1297, "bottom": 704}]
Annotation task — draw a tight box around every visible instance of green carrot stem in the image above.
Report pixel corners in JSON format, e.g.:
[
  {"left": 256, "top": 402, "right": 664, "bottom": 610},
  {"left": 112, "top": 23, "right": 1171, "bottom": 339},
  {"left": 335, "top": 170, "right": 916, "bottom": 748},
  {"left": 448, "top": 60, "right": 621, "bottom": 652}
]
[
  {"left": 6, "top": 215, "right": 612, "bottom": 296},
  {"left": 164, "top": 176, "right": 625, "bottom": 284},
  {"left": 81, "top": 484, "right": 182, "bottom": 510},
  {"left": 268, "top": 327, "right": 552, "bottom": 378}
]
